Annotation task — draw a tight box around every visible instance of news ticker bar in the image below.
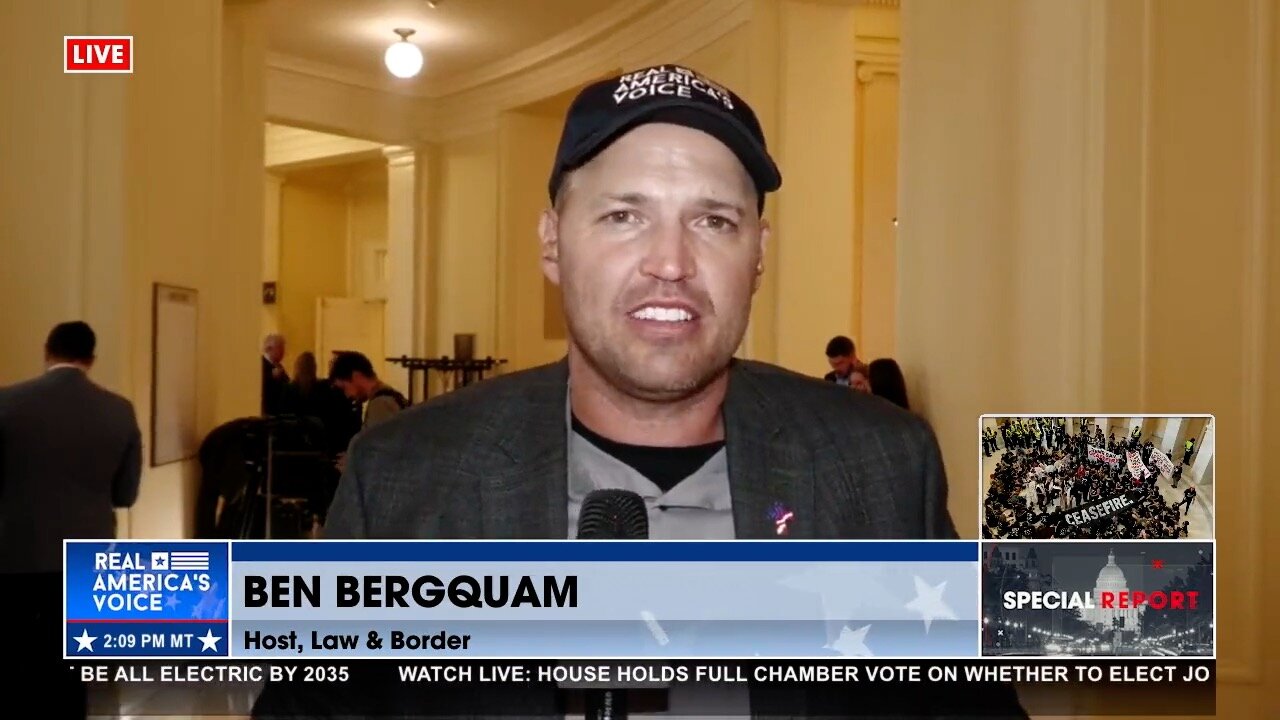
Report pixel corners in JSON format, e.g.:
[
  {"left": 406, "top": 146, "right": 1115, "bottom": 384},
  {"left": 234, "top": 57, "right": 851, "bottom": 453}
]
[
  {"left": 64, "top": 540, "right": 1215, "bottom": 661},
  {"left": 72, "top": 659, "right": 1217, "bottom": 717}
]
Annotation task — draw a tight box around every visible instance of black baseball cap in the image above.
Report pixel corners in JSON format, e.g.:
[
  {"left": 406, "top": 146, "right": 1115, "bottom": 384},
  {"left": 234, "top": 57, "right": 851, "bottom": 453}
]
[{"left": 548, "top": 64, "right": 782, "bottom": 208}]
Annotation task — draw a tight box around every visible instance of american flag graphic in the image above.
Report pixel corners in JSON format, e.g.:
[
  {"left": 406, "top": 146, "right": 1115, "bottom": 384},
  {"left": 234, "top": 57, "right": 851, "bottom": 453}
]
[{"left": 169, "top": 551, "right": 210, "bottom": 571}]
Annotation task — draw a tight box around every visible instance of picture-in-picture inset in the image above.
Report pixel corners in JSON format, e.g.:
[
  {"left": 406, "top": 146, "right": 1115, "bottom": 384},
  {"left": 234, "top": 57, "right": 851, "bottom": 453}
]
[{"left": 980, "top": 416, "right": 1214, "bottom": 540}]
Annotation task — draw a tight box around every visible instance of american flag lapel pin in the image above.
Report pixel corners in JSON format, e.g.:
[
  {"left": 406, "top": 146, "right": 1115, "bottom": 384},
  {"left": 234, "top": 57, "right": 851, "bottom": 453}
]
[{"left": 768, "top": 501, "right": 794, "bottom": 537}]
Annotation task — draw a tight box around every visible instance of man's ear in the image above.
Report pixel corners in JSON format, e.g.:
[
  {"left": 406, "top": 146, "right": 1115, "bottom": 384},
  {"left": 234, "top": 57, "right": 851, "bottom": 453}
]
[
  {"left": 752, "top": 220, "right": 771, "bottom": 292},
  {"left": 539, "top": 209, "right": 562, "bottom": 286}
]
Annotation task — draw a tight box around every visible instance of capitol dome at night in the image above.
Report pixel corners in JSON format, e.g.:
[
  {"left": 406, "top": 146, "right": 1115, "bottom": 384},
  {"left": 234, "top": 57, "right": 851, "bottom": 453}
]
[{"left": 1085, "top": 550, "right": 1144, "bottom": 631}]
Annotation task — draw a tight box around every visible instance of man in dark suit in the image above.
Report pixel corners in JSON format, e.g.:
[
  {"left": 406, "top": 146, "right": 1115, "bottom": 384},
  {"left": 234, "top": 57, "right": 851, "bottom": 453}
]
[
  {"left": 0, "top": 321, "right": 142, "bottom": 718},
  {"left": 256, "top": 64, "right": 1023, "bottom": 719},
  {"left": 261, "top": 333, "right": 289, "bottom": 415}
]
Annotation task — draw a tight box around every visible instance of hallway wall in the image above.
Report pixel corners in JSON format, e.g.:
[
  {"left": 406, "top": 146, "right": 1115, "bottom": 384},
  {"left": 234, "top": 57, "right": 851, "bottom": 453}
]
[
  {"left": 278, "top": 180, "right": 348, "bottom": 371},
  {"left": 0, "top": 0, "right": 265, "bottom": 539},
  {"left": 898, "top": 0, "right": 1278, "bottom": 713}
]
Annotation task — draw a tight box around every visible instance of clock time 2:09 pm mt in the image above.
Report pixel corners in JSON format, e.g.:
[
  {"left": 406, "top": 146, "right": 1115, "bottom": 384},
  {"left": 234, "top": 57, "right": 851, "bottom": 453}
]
[
  {"left": 245, "top": 629, "right": 472, "bottom": 652},
  {"left": 100, "top": 633, "right": 139, "bottom": 649}
]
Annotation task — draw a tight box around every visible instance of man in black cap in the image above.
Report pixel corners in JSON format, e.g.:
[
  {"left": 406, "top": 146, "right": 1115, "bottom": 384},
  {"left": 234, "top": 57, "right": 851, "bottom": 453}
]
[{"left": 257, "top": 64, "right": 1024, "bottom": 719}]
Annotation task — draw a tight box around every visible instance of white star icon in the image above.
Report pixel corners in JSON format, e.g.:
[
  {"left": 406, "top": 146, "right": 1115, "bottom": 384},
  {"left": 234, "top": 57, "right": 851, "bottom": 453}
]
[
  {"left": 904, "top": 575, "right": 957, "bottom": 633},
  {"left": 198, "top": 629, "right": 221, "bottom": 652},
  {"left": 165, "top": 594, "right": 181, "bottom": 610},
  {"left": 74, "top": 629, "right": 97, "bottom": 652},
  {"left": 825, "top": 624, "right": 873, "bottom": 657}
]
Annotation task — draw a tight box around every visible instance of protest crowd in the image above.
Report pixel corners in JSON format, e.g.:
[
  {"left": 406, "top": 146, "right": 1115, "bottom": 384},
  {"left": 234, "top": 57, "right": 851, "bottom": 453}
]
[{"left": 982, "top": 418, "right": 1200, "bottom": 540}]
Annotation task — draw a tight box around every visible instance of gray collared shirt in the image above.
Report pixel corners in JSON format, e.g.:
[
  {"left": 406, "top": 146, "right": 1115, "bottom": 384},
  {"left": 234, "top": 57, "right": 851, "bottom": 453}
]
[
  {"left": 566, "top": 431, "right": 734, "bottom": 540},
  {"left": 564, "top": 405, "right": 748, "bottom": 718}
]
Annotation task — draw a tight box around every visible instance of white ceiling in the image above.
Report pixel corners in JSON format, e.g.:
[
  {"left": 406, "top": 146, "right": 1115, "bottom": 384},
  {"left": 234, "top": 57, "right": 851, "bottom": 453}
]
[
  {"left": 264, "top": 122, "right": 385, "bottom": 169},
  {"left": 265, "top": 0, "right": 632, "bottom": 96}
]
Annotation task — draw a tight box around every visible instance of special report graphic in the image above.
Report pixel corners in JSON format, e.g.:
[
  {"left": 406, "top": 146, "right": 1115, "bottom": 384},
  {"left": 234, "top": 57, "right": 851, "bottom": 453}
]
[
  {"left": 65, "top": 540, "right": 980, "bottom": 659},
  {"left": 64, "top": 541, "right": 230, "bottom": 658},
  {"left": 981, "top": 541, "right": 1214, "bottom": 657}
]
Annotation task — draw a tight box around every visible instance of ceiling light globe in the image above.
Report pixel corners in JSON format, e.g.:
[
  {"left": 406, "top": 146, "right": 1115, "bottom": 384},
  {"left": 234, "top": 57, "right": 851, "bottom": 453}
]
[{"left": 384, "top": 40, "right": 423, "bottom": 78}]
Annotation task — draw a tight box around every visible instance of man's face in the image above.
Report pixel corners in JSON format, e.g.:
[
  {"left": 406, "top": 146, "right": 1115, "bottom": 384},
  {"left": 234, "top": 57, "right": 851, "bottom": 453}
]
[
  {"left": 335, "top": 373, "right": 370, "bottom": 402},
  {"left": 828, "top": 355, "right": 852, "bottom": 377},
  {"left": 540, "top": 123, "right": 768, "bottom": 400},
  {"left": 266, "top": 340, "right": 285, "bottom": 364}
]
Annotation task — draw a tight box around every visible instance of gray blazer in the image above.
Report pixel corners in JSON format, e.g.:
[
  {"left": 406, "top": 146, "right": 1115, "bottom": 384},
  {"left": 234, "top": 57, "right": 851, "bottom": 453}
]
[
  {"left": 326, "top": 359, "right": 955, "bottom": 541},
  {"left": 0, "top": 367, "right": 142, "bottom": 574},
  {"left": 257, "top": 360, "right": 1025, "bottom": 719}
]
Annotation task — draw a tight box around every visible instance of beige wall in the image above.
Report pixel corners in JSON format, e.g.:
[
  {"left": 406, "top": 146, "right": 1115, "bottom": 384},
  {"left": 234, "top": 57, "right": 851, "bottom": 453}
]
[
  {"left": 264, "top": 159, "right": 388, "bottom": 374},
  {"left": 899, "top": 0, "right": 1278, "bottom": 714},
  {"left": 773, "top": 2, "right": 858, "bottom": 375},
  {"left": 1, "top": 0, "right": 265, "bottom": 539},
  {"left": 218, "top": 1, "right": 268, "bottom": 426},
  {"left": 348, "top": 174, "right": 390, "bottom": 301},
  {"left": 277, "top": 180, "right": 348, "bottom": 372},
  {"left": 433, "top": 134, "right": 500, "bottom": 359},
  {"left": 496, "top": 110, "right": 568, "bottom": 371},
  {"left": 0, "top": 0, "right": 130, "bottom": 390},
  {"left": 262, "top": 174, "right": 283, "bottom": 337},
  {"left": 853, "top": 5, "right": 900, "bottom": 362}
]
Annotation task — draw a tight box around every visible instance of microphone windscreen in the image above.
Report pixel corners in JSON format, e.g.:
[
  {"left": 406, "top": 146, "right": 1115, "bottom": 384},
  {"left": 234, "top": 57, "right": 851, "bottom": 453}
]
[{"left": 577, "top": 489, "right": 649, "bottom": 539}]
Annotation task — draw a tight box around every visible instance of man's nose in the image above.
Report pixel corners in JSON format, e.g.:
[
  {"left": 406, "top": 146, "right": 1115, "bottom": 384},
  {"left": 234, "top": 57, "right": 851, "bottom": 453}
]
[{"left": 638, "top": 220, "right": 696, "bottom": 282}]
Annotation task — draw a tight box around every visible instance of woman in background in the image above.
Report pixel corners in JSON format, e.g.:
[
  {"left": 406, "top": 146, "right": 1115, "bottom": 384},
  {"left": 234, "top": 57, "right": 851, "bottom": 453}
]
[
  {"left": 285, "top": 351, "right": 321, "bottom": 418},
  {"left": 868, "top": 358, "right": 910, "bottom": 410}
]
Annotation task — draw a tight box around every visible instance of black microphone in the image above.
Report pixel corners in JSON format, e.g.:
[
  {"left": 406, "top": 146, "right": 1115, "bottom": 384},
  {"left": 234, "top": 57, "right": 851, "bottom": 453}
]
[
  {"left": 577, "top": 488, "right": 649, "bottom": 539},
  {"left": 577, "top": 490, "right": 647, "bottom": 720}
]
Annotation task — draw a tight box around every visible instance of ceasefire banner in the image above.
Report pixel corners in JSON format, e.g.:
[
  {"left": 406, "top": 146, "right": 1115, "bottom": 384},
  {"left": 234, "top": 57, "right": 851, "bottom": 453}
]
[
  {"left": 1088, "top": 445, "right": 1122, "bottom": 466},
  {"left": 1150, "top": 448, "right": 1177, "bottom": 477},
  {"left": 1126, "top": 450, "right": 1153, "bottom": 480},
  {"left": 64, "top": 540, "right": 980, "bottom": 661}
]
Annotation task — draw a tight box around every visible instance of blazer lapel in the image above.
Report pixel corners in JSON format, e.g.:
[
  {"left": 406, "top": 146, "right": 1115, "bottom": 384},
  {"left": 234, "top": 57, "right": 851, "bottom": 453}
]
[
  {"left": 724, "top": 362, "right": 815, "bottom": 539},
  {"left": 472, "top": 361, "right": 569, "bottom": 539}
]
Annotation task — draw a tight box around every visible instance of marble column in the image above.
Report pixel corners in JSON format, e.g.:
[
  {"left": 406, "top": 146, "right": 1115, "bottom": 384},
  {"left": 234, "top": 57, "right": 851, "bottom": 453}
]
[{"left": 384, "top": 145, "right": 418, "bottom": 396}]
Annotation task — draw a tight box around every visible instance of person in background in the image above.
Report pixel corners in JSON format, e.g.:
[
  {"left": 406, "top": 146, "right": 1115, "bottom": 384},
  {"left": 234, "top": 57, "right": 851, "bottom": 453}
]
[
  {"left": 316, "top": 351, "right": 363, "bottom": 455},
  {"left": 0, "top": 321, "right": 142, "bottom": 719},
  {"left": 329, "top": 351, "right": 409, "bottom": 430},
  {"left": 868, "top": 358, "right": 910, "bottom": 410},
  {"left": 284, "top": 351, "right": 322, "bottom": 419},
  {"left": 823, "top": 335, "right": 870, "bottom": 391},
  {"left": 261, "top": 333, "right": 289, "bottom": 415}
]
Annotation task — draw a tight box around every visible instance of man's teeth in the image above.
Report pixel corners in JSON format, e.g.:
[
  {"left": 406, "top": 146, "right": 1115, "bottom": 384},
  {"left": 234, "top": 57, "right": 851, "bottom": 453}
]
[{"left": 631, "top": 306, "right": 694, "bottom": 322}]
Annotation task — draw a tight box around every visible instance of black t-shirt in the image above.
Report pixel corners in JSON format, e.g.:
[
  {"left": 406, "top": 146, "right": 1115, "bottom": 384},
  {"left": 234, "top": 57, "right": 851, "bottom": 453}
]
[{"left": 570, "top": 414, "right": 725, "bottom": 494}]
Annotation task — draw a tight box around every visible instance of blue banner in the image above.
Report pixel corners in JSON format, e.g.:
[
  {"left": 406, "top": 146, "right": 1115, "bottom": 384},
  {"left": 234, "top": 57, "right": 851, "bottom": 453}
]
[
  {"left": 64, "top": 541, "right": 230, "bottom": 658},
  {"left": 66, "top": 540, "right": 980, "bottom": 660}
]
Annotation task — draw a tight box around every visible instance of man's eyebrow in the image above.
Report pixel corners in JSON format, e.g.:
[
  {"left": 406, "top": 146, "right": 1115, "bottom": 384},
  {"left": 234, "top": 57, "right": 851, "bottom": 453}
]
[
  {"left": 595, "top": 194, "right": 747, "bottom": 215},
  {"left": 599, "top": 192, "right": 649, "bottom": 206},
  {"left": 694, "top": 198, "right": 747, "bottom": 216}
]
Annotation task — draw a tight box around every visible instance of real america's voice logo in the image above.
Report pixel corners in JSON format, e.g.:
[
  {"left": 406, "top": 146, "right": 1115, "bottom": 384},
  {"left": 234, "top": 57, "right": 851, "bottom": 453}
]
[
  {"left": 91, "top": 550, "right": 213, "bottom": 611},
  {"left": 65, "top": 541, "right": 230, "bottom": 658}
]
